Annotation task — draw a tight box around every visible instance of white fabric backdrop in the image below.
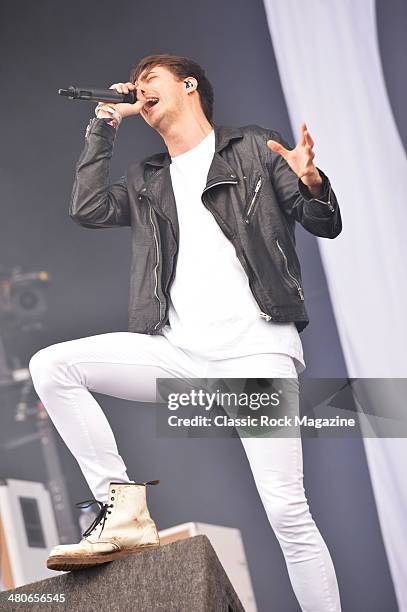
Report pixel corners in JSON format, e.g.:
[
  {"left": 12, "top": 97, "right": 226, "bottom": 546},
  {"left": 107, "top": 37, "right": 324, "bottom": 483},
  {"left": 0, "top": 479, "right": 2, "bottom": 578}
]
[{"left": 262, "top": 0, "right": 407, "bottom": 609}]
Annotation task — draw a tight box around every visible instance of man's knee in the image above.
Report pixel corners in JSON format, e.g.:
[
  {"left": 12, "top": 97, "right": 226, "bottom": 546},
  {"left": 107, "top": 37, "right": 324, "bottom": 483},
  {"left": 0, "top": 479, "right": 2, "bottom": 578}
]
[
  {"left": 29, "top": 347, "right": 49, "bottom": 376},
  {"left": 29, "top": 345, "right": 67, "bottom": 391},
  {"left": 265, "top": 495, "right": 312, "bottom": 535}
]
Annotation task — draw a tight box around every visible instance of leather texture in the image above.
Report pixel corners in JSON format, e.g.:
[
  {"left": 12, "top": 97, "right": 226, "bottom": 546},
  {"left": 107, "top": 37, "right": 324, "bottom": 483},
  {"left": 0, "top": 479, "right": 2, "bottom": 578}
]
[{"left": 71, "top": 120, "right": 342, "bottom": 334}]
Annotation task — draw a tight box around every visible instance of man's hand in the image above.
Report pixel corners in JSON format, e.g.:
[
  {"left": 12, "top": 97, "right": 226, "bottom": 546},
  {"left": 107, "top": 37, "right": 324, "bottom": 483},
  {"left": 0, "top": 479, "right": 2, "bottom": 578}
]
[
  {"left": 96, "top": 82, "right": 145, "bottom": 119},
  {"left": 267, "top": 123, "right": 323, "bottom": 198}
]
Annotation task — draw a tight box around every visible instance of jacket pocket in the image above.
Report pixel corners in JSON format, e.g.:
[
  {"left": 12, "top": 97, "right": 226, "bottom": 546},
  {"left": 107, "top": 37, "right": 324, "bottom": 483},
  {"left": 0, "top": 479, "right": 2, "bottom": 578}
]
[
  {"left": 243, "top": 175, "right": 262, "bottom": 224},
  {"left": 275, "top": 238, "right": 304, "bottom": 301}
]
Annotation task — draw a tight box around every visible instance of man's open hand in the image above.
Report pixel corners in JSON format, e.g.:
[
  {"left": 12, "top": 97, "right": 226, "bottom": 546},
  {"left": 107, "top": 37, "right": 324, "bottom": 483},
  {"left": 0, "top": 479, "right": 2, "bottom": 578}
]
[{"left": 267, "top": 122, "right": 323, "bottom": 197}]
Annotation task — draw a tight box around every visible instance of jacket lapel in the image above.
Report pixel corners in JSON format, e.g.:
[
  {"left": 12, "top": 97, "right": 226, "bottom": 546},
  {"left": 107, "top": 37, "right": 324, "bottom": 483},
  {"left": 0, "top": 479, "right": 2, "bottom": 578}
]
[{"left": 140, "top": 124, "right": 244, "bottom": 212}]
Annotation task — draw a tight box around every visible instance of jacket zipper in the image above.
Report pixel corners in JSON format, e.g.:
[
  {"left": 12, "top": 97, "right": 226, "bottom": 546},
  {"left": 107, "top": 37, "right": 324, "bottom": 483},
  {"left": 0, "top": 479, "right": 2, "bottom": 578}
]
[
  {"left": 201, "top": 178, "right": 238, "bottom": 239},
  {"left": 148, "top": 202, "right": 164, "bottom": 330},
  {"left": 237, "top": 245, "right": 274, "bottom": 321},
  {"left": 312, "top": 183, "right": 335, "bottom": 212},
  {"left": 201, "top": 179, "right": 274, "bottom": 321},
  {"left": 203, "top": 179, "right": 239, "bottom": 192},
  {"left": 275, "top": 238, "right": 304, "bottom": 301},
  {"left": 163, "top": 224, "right": 178, "bottom": 324},
  {"left": 243, "top": 176, "right": 262, "bottom": 223}
]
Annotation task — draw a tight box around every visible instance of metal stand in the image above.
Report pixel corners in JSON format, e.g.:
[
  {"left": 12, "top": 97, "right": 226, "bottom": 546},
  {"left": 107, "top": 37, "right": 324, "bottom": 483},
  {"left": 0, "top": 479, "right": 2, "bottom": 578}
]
[{"left": 0, "top": 335, "right": 79, "bottom": 544}]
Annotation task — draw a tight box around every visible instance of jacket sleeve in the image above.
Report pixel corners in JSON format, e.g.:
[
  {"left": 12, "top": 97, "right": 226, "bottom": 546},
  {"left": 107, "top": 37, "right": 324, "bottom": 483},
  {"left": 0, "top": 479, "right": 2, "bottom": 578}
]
[
  {"left": 264, "top": 129, "right": 342, "bottom": 239},
  {"left": 69, "top": 118, "right": 131, "bottom": 229}
]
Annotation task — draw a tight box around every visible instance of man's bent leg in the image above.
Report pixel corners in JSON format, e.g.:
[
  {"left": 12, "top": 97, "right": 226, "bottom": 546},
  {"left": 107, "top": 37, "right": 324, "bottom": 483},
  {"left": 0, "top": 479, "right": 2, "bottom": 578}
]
[{"left": 29, "top": 331, "right": 200, "bottom": 501}]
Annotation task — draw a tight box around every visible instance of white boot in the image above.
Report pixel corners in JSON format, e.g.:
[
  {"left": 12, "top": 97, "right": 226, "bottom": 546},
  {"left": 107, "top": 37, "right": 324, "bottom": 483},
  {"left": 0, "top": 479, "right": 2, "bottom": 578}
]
[{"left": 47, "top": 480, "right": 160, "bottom": 571}]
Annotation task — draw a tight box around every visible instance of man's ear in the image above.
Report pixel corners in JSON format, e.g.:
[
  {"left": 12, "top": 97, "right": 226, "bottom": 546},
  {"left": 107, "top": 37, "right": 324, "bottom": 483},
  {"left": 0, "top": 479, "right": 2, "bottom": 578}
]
[{"left": 184, "top": 77, "right": 198, "bottom": 91}]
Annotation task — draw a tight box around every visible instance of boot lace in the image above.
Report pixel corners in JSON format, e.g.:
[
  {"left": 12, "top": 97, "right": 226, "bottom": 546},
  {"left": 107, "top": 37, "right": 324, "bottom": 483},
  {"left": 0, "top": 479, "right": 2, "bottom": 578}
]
[{"left": 75, "top": 499, "right": 114, "bottom": 538}]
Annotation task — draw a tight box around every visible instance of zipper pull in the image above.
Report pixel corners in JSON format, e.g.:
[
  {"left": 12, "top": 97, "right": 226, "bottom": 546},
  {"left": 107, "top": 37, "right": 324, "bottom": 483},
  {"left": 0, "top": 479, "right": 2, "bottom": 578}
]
[
  {"left": 260, "top": 312, "right": 272, "bottom": 321},
  {"left": 244, "top": 177, "right": 263, "bottom": 223},
  {"left": 327, "top": 184, "right": 334, "bottom": 212},
  {"left": 297, "top": 287, "right": 305, "bottom": 301},
  {"left": 313, "top": 184, "right": 334, "bottom": 212},
  {"left": 254, "top": 176, "right": 262, "bottom": 194}
]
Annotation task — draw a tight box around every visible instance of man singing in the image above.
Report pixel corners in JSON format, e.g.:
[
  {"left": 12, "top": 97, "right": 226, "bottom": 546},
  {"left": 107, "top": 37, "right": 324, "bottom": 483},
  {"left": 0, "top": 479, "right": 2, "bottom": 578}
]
[{"left": 29, "top": 54, "right": 342, "bottom": 610}]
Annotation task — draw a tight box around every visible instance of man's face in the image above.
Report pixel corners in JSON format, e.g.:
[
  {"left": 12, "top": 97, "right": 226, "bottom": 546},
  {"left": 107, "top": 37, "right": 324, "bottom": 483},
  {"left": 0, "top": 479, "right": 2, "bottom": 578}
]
[{"left": 134, "top": 65, "right": 188, "bottom": 130}]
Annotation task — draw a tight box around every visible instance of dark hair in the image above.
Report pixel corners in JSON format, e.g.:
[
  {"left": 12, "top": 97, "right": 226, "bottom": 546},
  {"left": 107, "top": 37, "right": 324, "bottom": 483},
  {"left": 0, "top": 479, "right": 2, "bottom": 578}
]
[{"left": 129, "top": 53, "right": 214, "bottom": 124}]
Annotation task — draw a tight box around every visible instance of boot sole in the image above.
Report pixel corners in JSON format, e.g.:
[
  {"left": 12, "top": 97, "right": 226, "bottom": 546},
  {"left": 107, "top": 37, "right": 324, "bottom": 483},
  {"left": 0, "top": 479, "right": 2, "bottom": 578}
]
[{"left": 47, "top": 542, "right": 160, "bottom": 572}]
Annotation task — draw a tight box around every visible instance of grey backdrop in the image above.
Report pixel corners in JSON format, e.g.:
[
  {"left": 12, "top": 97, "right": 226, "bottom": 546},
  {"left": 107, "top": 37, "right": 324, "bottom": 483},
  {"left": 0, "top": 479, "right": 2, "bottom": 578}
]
[{"left": 1, "top": 1, "right": 405, "bottom": 610}]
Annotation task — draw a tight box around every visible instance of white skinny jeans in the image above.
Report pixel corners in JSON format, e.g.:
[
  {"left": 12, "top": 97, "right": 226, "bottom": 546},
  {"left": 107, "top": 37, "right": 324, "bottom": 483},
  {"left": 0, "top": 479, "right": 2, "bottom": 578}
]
[{"left": 28, "top": 331, "right": 341, "bottom": 612}]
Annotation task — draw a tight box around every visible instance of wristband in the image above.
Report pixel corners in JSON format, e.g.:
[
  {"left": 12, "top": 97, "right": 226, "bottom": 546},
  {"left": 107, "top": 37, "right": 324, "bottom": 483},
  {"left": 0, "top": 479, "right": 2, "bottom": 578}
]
[{"left": 94, "top": 103, "right": 122, "bottom": 126}]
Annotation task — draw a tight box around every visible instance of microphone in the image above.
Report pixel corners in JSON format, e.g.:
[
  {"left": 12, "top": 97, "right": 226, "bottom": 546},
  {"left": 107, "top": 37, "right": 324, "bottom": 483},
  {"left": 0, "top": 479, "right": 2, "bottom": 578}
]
[{"left": 58, "top": 86, "right": 136, "bottom": 104}]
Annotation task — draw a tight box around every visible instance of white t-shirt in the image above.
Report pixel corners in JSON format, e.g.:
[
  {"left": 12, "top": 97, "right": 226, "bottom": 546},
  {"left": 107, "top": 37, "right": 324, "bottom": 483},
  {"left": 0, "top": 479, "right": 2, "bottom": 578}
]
[{"left": 161, "top": 129, "right": 306, "bottom": 374}]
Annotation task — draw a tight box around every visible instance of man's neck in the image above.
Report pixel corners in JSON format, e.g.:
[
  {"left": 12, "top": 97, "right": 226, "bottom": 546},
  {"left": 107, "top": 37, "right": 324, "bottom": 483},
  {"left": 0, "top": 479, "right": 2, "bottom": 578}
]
[{"left": 161, "top": 116, "right": 214, "bottom": 158}]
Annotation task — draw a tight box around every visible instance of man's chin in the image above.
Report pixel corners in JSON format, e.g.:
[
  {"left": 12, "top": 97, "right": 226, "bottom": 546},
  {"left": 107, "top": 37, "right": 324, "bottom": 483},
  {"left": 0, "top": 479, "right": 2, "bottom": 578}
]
[
  {"left": 143, "top": 109, "right": 159, "bottom": 125},
  {"left": 144, "top": 109, "right": 167, "bottom": 130}
]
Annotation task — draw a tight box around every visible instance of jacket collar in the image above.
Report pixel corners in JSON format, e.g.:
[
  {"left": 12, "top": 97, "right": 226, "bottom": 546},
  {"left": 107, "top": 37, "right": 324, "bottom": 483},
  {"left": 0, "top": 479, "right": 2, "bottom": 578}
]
[
  {"left": 143, "top": 124, "right": 243, "bottom": 168},
  {"left": 140, "top": 125, "right": 243, "bottom": 220}
]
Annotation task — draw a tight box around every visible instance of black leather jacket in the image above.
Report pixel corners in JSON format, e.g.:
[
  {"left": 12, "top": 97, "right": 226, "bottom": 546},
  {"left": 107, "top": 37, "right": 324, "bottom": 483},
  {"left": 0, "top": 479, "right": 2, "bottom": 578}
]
[{"left": 70, "top": 118, "right": 342, "bottom": 334}]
